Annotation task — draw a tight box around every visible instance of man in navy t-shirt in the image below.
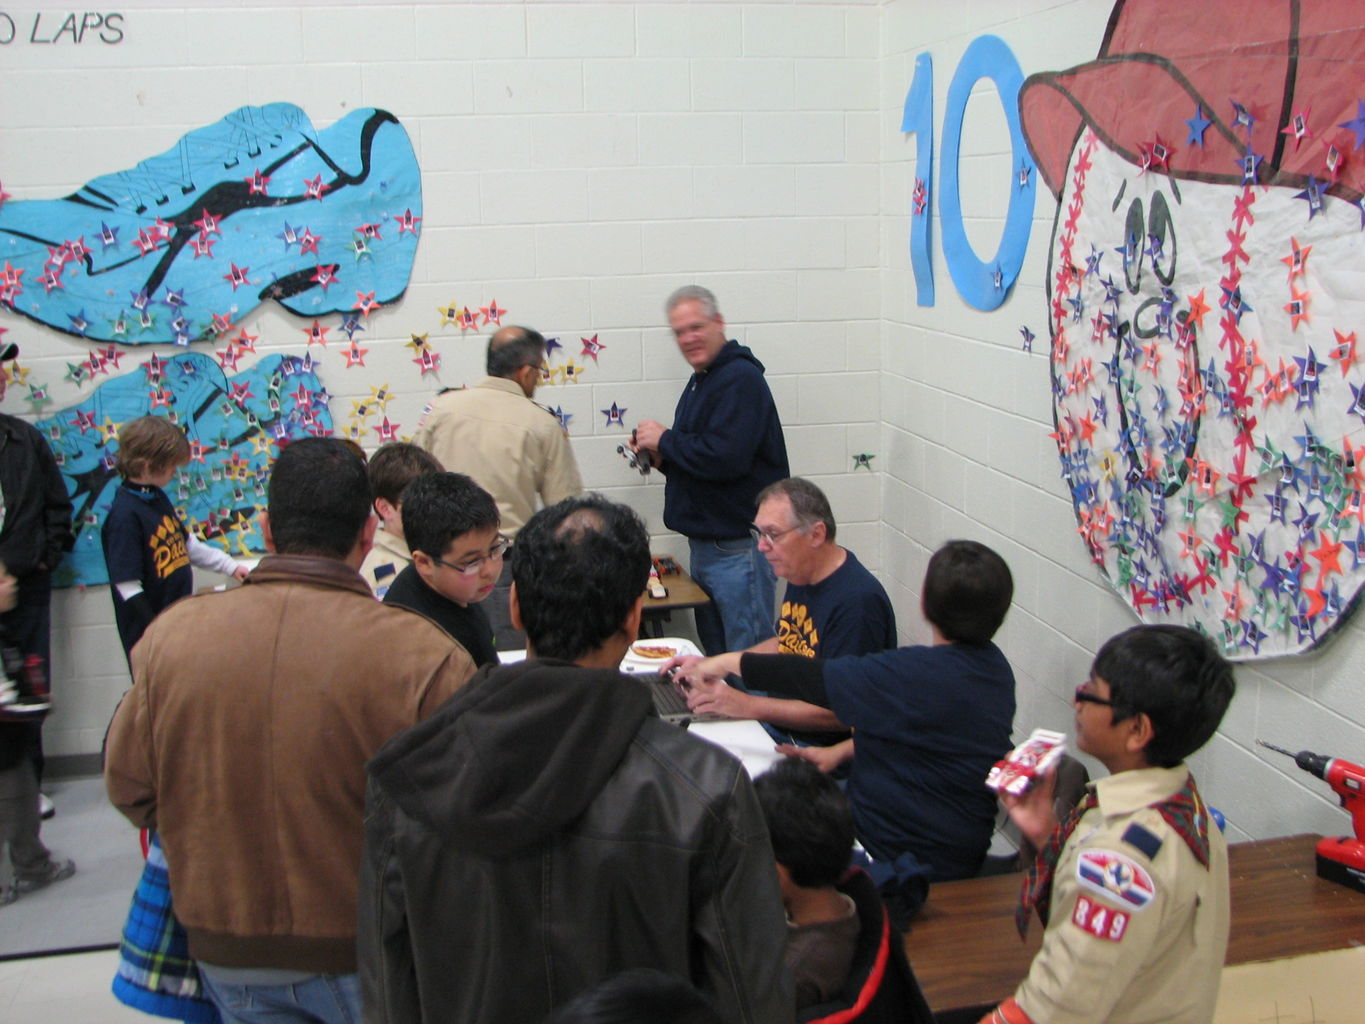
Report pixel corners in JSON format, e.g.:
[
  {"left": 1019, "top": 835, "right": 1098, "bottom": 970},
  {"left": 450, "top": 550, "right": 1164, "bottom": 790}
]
[{"left": 664, "top": 477, "right": 896, "bottom": 748}]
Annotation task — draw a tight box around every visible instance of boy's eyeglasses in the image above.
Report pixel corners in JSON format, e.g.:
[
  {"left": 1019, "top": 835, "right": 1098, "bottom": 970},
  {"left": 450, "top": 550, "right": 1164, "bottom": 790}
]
[
  {"left": 433, "top": 536, "right": 511, "bottom": 576},
  {"left": 1073, "top": 685, "right": 1120, "bottom": 708}
]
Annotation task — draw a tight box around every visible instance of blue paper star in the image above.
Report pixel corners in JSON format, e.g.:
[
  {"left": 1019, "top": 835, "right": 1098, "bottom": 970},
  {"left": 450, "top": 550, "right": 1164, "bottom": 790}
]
[
  {"left": 1017, "top": 160, "right": 1032, "bottom": 190},
  {"left": 1186, "top": 105, "right": 1213, "bottom": 147},
  {"left": 550, "top": 406, "right": 572, "bottom": 431},
  {"left": 1237, "top": 149, "right": 1263, "bottom": 187},
  {"left": 1230, "top": 101, "right": 1256, "bottom": 135},
  {"left": 1084, "top": 245, "right": 1104, "bottom": 278},
  {"left": 601, "top": 401, "right": 627, "bottom": 428},
  {"left": 1338, "top": 98, "right": 1365, "bottom": 150},
  {"left": 1019, "top": 326, "right": 1034, "bottom": 352}
]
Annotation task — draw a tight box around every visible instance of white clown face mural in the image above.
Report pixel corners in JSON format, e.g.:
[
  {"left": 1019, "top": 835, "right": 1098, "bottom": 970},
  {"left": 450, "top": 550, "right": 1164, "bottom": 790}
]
[{"left": 1020, "top": 0, "right": 1365, "bottom": 657}]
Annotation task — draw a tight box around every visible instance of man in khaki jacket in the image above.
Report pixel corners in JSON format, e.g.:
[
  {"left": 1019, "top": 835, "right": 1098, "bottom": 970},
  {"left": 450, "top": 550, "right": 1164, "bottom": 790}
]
[
  {"left": 414, "top": 325, "right": 582, "bottom": 647},
  {"left": 105, "top": 438, "right": 476, "bottom": 1024}
]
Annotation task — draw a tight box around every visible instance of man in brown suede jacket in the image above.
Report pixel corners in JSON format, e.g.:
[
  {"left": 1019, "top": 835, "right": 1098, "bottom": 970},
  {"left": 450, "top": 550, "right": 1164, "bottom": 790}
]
[{"left": 105, "top": 438, "right": 476, "bottom": 1024}]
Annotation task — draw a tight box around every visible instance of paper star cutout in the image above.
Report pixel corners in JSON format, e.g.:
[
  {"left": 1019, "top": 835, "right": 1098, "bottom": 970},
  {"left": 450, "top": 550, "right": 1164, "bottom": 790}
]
[
  {"left": 303, "top": 320, "right": 330, "bottom": 346},
  {"left": 1322, "top": 136, "right": 1347, "bottom": 182},
  {"left": 1285, "top": 288, "right": 1311, "bottom": 331},
  {"left": 222, "top": 264, "right": 252, "bottom": 291},
  {"left": 1237, "top": 149, "right": 1263, "bottom": 187},
  {"left": 303, "top": 174, "right": 329, "bottom": 200},
  {"left": 1016, "top": 160, "right": 1032, "bottom": 190},
  {"left": 1338, "top": 99, "right": 1365, "bottom": 150},
  {"left": 600, "top": 402, "right": 628, "bottom": 427},
  {"left": 369, "top": 383, "right": 394, "bottom": 409},
  {"left": 339, "top": 314, "right": 365, "bottom": 341},
  {"left": 852, "top": 453, "right": 875, "bottom": 470},
  {"left": 298, "top": 229, "right": 321, "bottom": 256},
  {"left": 457, "top": 307, "right": 480, "bottom": 330},
  {"left": 374, "top": 416, "right": 401, "bottom": 442},
  {"left": 0, "top": 182, "right": 9, "bottom": 209},
  {"left": 581, "top": 334, "right": 606, "bottom": 362},
  {"left": 438, "top": 302, "right": 461, "bottom": 326},
  {"left": 353, "top": 291, "right": 380, "bottom": 317},
  {"left": 217, "top": 345, "right": 242, "bottom": 372},
  {"left": 1281, "top": 107, "right": 1314, "bottom": 150},
  {"left": 1020, "top": 326, "right": 1034, "bottom": 353},
  {"left": 1281, "top": 237, "right": 1311, "bottom": 281},
  {"left": 1294, "top": 176, "right": 1326, "bottom": 219},
  {"left": 311, "top": 264, "right": 338, "bottom": 291},
  {"left": 1230, "top": 100, "right": 1256, "bottom": 135},
  {"left": 191, "top": 233, "right": 217, "bottom": 258},
  {"left": 1332, "top": 329, "right": 1359, "bottom": 376},
  {"left": 413, "top": 348, "right": 441, "bottom": 376},
  {"left": 343, "top": 342, "right": 369, "bottom": 368},
  {"left": 396, "top": 208, "right": 422, "bottom": 235},
  {"left": 1138, "top": 135, "right": 1174, "bottom": 173},
  {"left": 558, "top": 361, "right": 584, "bottom": 385},
  {"left": 245, "top": 169, "right": 271, "bottom": 195},
  {"left": 234, "top": 329, "right": 258, "bottom": 353},
  {"left": 480, "top": 300, "right": 507, "bottom": 326},
  {"left": 349, "top": 235, "right": 372, "bottom": 261},
  {"left": 406, "top": 332, "right": 431, "bottom": 352},
  {"left": 550, "top": 406, "right": 571, "bottom": 431},
  {"left": 545, "top": 336, "right": 563, "bottom": 356},
  {"left": 228, "top": 381, "right": 255, "bottom": 409},
  {"left": 912, "top": 178, "right": 928, "bottom": 215},
  {"left": 1180, "top": 106, "right": 1210, "bottom": 148}
]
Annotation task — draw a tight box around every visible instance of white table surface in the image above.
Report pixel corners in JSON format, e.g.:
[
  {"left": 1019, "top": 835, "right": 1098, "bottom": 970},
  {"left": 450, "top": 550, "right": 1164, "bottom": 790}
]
[{"left": 496, "top": 640, "right": 783, "bottom": 778}]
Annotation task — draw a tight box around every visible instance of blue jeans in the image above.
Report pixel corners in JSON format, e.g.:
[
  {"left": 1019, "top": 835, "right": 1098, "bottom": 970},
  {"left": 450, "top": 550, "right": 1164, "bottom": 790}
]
[
  {"left": 199, "top": 970, "right": 361, "bottom": 1024},
  {"left": 689, "top": 536, "right": 776, "bottom": 655}
]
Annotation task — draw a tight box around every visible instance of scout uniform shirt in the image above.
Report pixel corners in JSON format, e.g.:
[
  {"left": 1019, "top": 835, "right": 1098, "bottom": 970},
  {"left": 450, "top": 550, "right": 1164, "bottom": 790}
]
[{"left": 1014, "top": 764, "right": 1229, "bottom": 1024}]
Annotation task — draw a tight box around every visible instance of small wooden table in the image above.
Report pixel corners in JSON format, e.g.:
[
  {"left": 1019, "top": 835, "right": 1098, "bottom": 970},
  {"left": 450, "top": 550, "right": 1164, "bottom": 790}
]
[
  {"left": 903, "top": 833, "right": 1365, "bottom": 1018},
  {"left": 640, "top": 570, "right": 710, "bottom": 638}
]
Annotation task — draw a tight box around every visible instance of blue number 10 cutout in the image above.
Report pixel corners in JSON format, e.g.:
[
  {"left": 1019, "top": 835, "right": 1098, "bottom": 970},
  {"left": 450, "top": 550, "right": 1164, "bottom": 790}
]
[{"left": 903, "top": 35, "right": 1036, "bottom": 311}]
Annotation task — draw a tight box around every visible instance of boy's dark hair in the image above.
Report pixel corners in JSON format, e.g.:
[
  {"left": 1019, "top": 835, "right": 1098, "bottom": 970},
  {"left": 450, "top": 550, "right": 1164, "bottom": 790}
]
[
  {"left": 487, "top": 325, "right": 547, "bottom": 378},
  {"left": 757, "top": 476, "right": 836, "bottom": 541},
  {"left": 1093, "top": 624, "right": 1236, "bottom": 768},
  {"left": 369, "top": 442, "right": 443, "bottom": 505},
  {"left": 401, "top": 473, "right": 499, "bottom": 560},
  {"left": 115, "top": 416, "right": 190, "bottom": 480},
  {"left": 546, "top": 968, "right": 724, "bottom": 1024},
  {"left": 265, "top": 438, "right": 371, "bottom": 559},
  {"left": 921, "top": 539, "right": 1013, "bottom": 644},
  {"left": 512, "top": 494, "right": 649, "bottom": 661},
  {"left": 753, "top": 759, "right": 854, "bottom": 889}
]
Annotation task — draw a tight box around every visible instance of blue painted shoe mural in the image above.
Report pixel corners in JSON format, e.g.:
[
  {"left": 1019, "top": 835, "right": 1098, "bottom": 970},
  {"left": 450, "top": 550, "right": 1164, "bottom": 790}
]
[
  {"left": 41, "top": 350, "right": 333, "bottom": 587},
  {"left": 0, "top": 103, "right": 421, "bottom": 346}
]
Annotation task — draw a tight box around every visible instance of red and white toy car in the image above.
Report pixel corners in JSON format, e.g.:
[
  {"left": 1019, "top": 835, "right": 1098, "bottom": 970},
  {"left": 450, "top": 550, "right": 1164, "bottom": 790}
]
[{"left": 986, "top": 728, "right": 1067, "bottom": 796}]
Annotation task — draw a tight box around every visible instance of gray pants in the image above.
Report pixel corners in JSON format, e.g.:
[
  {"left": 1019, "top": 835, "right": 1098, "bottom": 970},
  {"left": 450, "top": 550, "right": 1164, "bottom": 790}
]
[{"left": 0, "top": 758, "right": 52, "bottom": 889}]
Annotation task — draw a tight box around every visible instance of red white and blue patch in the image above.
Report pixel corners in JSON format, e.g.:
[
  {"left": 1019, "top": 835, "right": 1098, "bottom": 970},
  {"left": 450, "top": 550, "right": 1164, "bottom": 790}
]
[
  {"left": 1071, "top": 894, "right": 1131, "bottom": 942},
  {"left": 1075, "top": 848, "right": 1156, "bottom": 910}
]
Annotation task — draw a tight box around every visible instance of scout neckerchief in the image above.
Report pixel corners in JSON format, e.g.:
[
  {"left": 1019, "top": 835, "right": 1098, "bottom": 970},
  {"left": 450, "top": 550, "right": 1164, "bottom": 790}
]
[{"left": 1014, "top": 772, "right": 1210, "bottom": 938}]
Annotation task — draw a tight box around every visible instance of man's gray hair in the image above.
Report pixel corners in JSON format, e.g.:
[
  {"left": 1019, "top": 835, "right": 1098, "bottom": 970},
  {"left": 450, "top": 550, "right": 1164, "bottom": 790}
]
[
  {"left": 757, "top": 476, "right": 836, "bottom": 542},
  {"left": 664, "top": 285, "right": 719, "bottom": 320},
  {"left": 486, "top": 326, "right": 547, "bottom": 378}
]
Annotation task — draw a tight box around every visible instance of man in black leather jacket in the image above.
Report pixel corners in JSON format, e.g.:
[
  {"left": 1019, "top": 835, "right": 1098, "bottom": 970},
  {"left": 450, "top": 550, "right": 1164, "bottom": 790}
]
[{"left": 359, "top": 494, "right": 792, "bottom": 1024}]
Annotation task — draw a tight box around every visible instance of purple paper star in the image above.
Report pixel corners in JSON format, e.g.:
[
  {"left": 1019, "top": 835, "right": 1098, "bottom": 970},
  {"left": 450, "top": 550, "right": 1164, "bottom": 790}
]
[
  {"left": 1230, "top": 100, "right": 1256, "bottom": 135},
  {"left": 1294, "top": 176, "right": 1326, "bottom": 219},
  {"left": 601, "top": 402, "right": 627, "bottom": 428},
  {"left": 1338, "top": 98, "right": 1365, "bottom": 150},
  {"left": 1020, "top": 326, "right": 1034, "bottom": 352},
  {"left": 1237, "top": 149, "right": 1263, "bottom": 187}
]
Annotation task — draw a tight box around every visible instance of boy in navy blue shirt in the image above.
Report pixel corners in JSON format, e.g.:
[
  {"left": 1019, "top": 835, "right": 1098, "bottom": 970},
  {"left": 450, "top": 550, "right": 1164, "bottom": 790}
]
[
  {"left": 101, "top": 416, "right": 247, "bottom": 660},
  {"left": 683, "top": 539, "right": 1016, "bottom": 923}
]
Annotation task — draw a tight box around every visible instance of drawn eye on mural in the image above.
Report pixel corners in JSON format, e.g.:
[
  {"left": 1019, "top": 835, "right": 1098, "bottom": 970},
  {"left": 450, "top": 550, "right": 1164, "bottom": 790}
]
[{"left": 1021, "top": 0, "right": 1365, "bottom": 658}]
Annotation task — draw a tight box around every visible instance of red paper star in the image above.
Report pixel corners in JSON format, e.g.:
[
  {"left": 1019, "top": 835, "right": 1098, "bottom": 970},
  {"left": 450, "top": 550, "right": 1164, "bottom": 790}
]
[
  {"left": 481, "top": 300, "right": 507, "bottom": 326},
  {"left": 311, "top": 264, "right": 338, "bottom": 291},
  {"left": 298, "top": 229, "right": 321, "bottom": 256},
  {"left": 1281, "top": 237, "right": 1311, "bottom": 281},
  {"left": 354, "top": 291, "right": 380, "bottom": 317},
  {"left": 1310, "top": 531, "right": 1344, "bottom": 581},
  {"left": 194, "top": 209, "right": 222, "bottom": 237},
  {"left": 191, "top": 233, "right": 217, "bottom": 258},
  {"left": 303, "top": 174, "right": 329, "bottom": 200},
  {"left": 245, "top": 169, "right": 271, "bottom": 195},
  {"left": 223, "top": 264, "right": 252, "bottom": 290},
  {"left": 1281, "top": 107, "right": 1314, "bottom": 150},
  {"left": 217, "top": 345, "right": 242, "bottom": 372},
  {"left": 413, "top": 348, "right": 441, "bottom": 376},
  {"left": 343, "top": 342, "right": 369, "bottom": 368},
  {"left": 395, "top": 208, "right": 422, "bottom": 235},
  {"left": 234, "top": 329, "right": 258, "bottom": 353},
  {"left": 580, "top": 334, "right": 606, "bottom": 362},
  {"left": 374, "top": 416, "right": 401, "bottom": 442},
  {"left": 149, "top": 388, "right": 173, "bottom": 410},
  {"left": 229, "top": 381, "right": 254, "bottom": 408},
  {"left": 210, "top": 311, "right": 235, "bottom": 336},
  {"left": 457, "top": 307, "right": 479, "bottom": 330},
  {"left": 1285, "top": 287, "right": 1310, "bottom": 330},
  {"left": 303, "top": 320, "right": 330, "bottom": 346},
  {"left": 73, "top": 409, "right": 97, "bottom": 433},
  {"left": 188, "top": 440, "right": 209, "bottom": 463},
  {"left": 1332, "top": 329, "right": 1359, "bottom": 376},
  {"left": 357, "top": 222, "right": 382, "bottom": 239}
]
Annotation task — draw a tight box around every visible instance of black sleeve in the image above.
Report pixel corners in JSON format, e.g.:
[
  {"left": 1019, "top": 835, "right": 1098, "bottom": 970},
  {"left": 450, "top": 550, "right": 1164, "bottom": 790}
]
[
  {"left": 36, "top": 434, "right": 73, "bottom": 568},
  {"left": 739, "top": 653, "right": 830, "bottom": 706}
]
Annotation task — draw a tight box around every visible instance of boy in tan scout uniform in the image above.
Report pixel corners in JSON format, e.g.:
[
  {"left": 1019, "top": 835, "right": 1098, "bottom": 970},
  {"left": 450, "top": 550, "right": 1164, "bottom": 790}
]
[{"left": 982, "top": 625, "right": 1235, "bottom": 1024}]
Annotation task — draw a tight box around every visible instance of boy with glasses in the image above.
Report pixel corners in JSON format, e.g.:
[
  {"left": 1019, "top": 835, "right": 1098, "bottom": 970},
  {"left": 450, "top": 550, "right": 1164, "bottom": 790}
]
[
  {"left": 982, "top": 624, "right": 1235, "bottom": 1024},
  {"left": 383, "top": 473, "right": 504, "bottom": 667}
]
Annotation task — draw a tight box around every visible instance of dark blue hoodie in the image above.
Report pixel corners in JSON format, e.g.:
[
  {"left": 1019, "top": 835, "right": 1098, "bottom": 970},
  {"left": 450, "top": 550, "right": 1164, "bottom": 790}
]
[{"left": 658, "top": 340, "right": 789, "bottom": 539}]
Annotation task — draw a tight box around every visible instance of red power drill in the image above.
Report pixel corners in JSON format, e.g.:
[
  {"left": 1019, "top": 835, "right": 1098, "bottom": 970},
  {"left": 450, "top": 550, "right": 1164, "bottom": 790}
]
[{"left": 1258, "top": 740, "right": 1365, "bottom": 893}]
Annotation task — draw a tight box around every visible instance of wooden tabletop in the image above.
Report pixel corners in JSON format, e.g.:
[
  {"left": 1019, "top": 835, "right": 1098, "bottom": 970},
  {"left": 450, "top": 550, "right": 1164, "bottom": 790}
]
[
  {"left": 642, "top": 570, "right": 710, "bottom": 614},
  {"left": 903, "top": 833, "right": 1365, "bottom": 1014}
]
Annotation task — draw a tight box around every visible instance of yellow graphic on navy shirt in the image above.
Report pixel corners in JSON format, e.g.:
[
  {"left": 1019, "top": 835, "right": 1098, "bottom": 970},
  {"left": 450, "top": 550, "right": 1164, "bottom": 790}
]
[
  {"left": 776, "top": 600, "right": 819, "bottom": 658},
  {"left": 150, "top": 515, "right": 189, "bottom": 580}
]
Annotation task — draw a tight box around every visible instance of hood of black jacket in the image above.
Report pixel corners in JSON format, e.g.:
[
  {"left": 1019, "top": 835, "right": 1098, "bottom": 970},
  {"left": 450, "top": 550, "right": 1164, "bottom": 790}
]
[
  {"left": 366, "top": 658, "right": 653, "bottom": 857},
  {"left": 693, "top": 338, "right": 764, "bottom": 382}
]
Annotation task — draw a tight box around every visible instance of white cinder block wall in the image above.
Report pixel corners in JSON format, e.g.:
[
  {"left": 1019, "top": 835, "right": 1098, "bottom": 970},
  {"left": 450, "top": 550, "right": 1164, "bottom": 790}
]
[
  {"left": 2, "top": 0, "right": 1359, "bottom": 845},
  {"left": 880, "top": 0, "right": 1363, "bottom": 843},
  {"left": 1, "top": 2, "right": 883, "bottom": 762}
]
